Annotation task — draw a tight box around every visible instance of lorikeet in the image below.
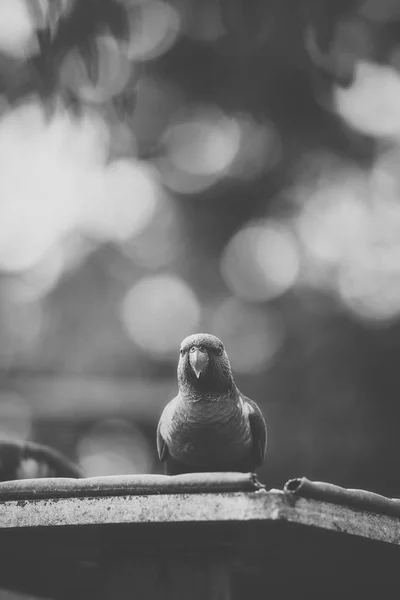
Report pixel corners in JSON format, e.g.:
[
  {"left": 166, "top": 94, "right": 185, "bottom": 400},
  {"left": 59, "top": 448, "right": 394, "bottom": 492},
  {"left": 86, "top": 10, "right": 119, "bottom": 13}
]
[{"left": 157, "top": 333, "right": 267, "bottom": 475}]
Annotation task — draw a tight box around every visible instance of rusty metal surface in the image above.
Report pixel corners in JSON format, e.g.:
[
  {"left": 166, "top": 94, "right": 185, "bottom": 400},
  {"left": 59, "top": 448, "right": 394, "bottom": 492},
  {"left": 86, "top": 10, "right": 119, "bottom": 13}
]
[
  {"left": 285, "top": 477, "right": 400, "bottom": 518},
  {"left": 0, "top": 472, "right": 263, "bottom": 500}
]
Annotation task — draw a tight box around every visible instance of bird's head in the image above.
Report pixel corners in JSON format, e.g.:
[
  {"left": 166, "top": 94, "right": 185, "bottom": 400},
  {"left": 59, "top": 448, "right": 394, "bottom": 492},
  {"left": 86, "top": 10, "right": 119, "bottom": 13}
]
[{"left": 177, "top": 333, "right": 234, "bottom": 394}]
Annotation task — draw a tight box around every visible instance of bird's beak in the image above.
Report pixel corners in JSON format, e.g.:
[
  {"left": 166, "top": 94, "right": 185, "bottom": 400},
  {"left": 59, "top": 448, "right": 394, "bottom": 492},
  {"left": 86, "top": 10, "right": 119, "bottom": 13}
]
[{"left": 189, "top": 348, "right": 209, "bottom": 378}]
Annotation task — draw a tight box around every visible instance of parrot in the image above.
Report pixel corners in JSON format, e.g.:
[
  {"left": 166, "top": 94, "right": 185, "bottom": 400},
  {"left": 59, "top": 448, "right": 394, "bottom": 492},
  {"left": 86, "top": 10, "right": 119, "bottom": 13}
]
[
  {"left": 157, "top": 333, "right": 267, "bottom": 475},
  {"left": 0, "top": 440, "right": 82, "bottom": 482}
]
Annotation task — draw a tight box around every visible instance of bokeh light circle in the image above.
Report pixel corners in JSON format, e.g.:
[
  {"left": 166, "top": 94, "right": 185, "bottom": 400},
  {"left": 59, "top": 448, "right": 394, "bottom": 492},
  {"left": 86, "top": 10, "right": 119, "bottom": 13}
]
[
  {"left": 0, "top": 0, "right": 39, "bottom": 58},
  {"left": 296, "top": 179, "right": 368, "bottom": 268},
  {"left": 338, "top": 265, "right": 400, "bottom": 322},
  {"left": 126, "top": 1, "right": 181, "bottom": 61},
  {"left": 293, "top": 162, "right": 400, "bottom": 323},
  {"left": 211, "top": 297, "right": 285, "bottom": 374},
  {"left": 78, "top": 419, "right": 153, "bottom": 476},
  {"left": 0, "top": 102, "right": 109, "bottom": 272},
  {"left": 221, "top": 221, "right": 299, "bottom": 301},
  {"left": 335, "top": 61, "right": 400, "bottom": 137},
  {"left": 166, "top": 111, "right": 240, "bottom": 176},
  {"left": 121, "top": 274, "right": 201, "bottom": 356},
  {"left": 84, "top": 160, "right": 160, "bottom": 242},
  {"left": 160, "top": 106, "right": 241, "bottom": 193}
]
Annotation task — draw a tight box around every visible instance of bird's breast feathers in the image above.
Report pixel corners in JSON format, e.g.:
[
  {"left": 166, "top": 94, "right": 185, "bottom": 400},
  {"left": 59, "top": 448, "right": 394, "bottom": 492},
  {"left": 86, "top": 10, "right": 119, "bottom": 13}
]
[{"left": 160, "top": 394, "right": 253, "bottom": 466}]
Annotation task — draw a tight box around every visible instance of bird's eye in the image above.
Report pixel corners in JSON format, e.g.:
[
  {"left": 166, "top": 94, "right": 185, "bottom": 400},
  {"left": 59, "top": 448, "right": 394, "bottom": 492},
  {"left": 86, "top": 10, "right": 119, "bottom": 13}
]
[{"left": 216, "top": 346, "right": 224, "bottom": 356}]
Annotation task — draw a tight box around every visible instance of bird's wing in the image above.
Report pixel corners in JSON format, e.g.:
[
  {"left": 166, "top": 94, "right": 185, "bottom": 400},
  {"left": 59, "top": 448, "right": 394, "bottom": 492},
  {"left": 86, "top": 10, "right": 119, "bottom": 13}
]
[
  {"left": 156, "top": 419, "right": 169, "bottom": 462},
  {"left": 243, "top": 396, "right": 267, "bottom": 467},
  {"left": 156, "top": 396, "right": 179, "bottom": 463}
]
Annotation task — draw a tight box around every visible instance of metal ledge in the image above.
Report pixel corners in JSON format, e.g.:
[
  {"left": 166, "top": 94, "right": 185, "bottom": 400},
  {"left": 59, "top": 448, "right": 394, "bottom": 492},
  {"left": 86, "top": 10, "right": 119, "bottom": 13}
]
[
  {"left": 0, "top": 479, "right": 398, "bottom": 546},
  {"left": 0, "top": 476, "right": 399, "bottom": 599}
]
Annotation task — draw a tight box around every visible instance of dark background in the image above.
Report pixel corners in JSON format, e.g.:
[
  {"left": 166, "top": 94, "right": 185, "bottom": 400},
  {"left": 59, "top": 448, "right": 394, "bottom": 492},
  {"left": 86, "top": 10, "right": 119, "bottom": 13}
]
[{"left": 0, "top": 0, "right": 399, "bottom": 496}]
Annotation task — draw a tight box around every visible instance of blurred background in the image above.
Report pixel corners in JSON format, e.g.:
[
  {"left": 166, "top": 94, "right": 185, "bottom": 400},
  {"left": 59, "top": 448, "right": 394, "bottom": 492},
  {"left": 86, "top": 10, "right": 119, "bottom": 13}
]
[{"left": 0, "top": 0, "right": 399, "bottom": 496}]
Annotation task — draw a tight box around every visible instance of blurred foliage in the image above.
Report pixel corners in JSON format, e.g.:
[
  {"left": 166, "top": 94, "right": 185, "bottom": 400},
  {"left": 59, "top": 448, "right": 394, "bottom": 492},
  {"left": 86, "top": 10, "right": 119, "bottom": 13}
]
[{"left": 0, "top": 0, "right": 400, "bottom": 495}]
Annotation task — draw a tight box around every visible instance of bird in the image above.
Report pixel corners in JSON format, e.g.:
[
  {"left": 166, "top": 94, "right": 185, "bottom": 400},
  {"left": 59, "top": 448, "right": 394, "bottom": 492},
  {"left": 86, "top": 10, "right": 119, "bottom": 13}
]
[{"left": 157, "top": 333, "right": 267, "bottom": 475}]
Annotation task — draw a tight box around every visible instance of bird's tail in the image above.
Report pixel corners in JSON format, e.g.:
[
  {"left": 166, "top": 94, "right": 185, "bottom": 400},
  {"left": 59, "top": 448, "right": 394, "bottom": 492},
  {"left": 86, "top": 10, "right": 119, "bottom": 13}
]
[{"left": 0, "top": 440, "right": 82, "bottom": 482}]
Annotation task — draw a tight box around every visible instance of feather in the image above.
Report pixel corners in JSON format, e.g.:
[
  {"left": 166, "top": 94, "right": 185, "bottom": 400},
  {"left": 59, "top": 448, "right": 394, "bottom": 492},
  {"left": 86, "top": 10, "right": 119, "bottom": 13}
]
[
  {"left": 157, "top": 413, "right": 169, "bottom": 463},
  {"left": 243, "top": 396, "right": 267, "bottom": 466}
]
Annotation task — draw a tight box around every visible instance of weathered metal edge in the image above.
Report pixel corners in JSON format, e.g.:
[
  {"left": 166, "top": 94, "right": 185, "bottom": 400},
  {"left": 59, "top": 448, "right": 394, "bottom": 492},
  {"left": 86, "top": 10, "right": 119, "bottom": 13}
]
[
  {"left": 0, "top": 491, "right": 399, "bottom": 547},
  {"left": 0, "top": 490, "right": 273, "bottom": 529},
  {"left": 278, "top": 494, "right": 400, "bottom": 545}
]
